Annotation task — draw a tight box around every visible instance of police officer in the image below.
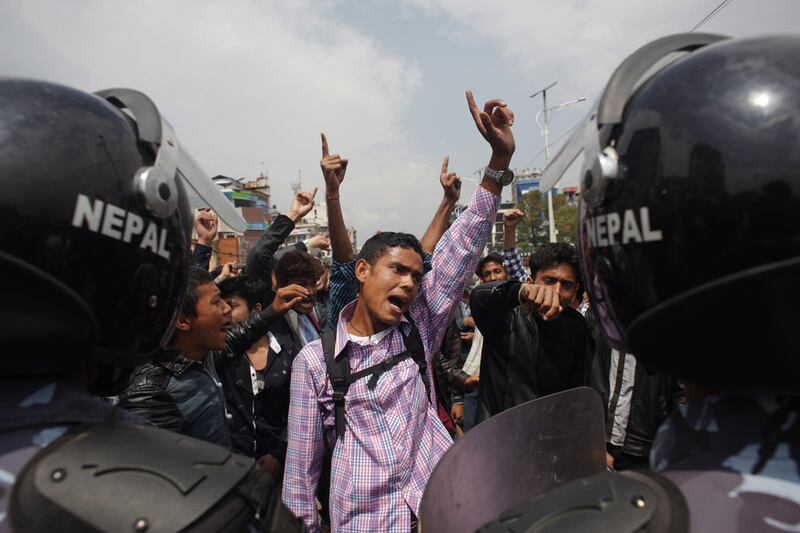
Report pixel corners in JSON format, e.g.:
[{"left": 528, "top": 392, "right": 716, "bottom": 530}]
[
  {"left": 439, "top": 33, "right": 800, "bottom": 532},
  {"left": 571, "top": 31, "right": 800, "bottom": 532},
  {"left": 0, "top": 79, "right": 304, "bottom": 531}
]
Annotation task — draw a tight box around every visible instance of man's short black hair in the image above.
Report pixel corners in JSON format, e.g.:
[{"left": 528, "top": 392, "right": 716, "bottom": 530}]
[
  {"left": 528, "top": 243, "right": 581, "bottom": 290},
  {"left": 181, "top": 267, "right": 214, "bottom": 318},
  {"left": 218, "top": 275, "right": 268, "bottom": 311},
  {"left": 356, "top": 232, "right": 424, "bottom": 266},
  {"left": 274, "top": 249, "right": 323, "bottom": 287},
  {"left": 476, "top": 253, "right": 506, "bottom": 277}
]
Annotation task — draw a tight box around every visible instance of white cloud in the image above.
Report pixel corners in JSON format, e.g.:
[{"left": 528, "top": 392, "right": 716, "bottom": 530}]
[
  {"left": 400, "top": 0, "right": 800, "bottom": 184},
  {"left": 403, "top": 0, "right": 800, "bottom": 91},
  {"left": 0, "top": 0, "right": 445, "bottom": 241},
  {"left": 2, "top": 0, "right": 798, "bottom": 242}
]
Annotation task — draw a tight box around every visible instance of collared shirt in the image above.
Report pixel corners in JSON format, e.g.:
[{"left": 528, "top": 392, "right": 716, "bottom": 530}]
[
  {"left": 282, "top": 186, "right": 499, "bottom": 533},
  {"left": 297, "top": 309, "right": 322, "bottom": 345},
  {"left": 327, "top": 255, "right": 434, "bottom": 330}
]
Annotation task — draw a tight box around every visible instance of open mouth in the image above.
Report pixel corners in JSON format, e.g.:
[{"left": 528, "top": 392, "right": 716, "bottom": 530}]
[{"left": 387, "top": 295, "right": 407, "bottom": 314}]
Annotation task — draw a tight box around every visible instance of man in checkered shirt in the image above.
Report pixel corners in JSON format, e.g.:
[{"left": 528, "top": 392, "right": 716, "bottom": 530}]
[{"left": 282, "top": 91, "right": 516, "bottom": 532}]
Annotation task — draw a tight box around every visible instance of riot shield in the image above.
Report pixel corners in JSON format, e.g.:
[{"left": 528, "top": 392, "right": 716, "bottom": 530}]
[{"left": 419, "top": 387, "right": 606, "bottom": 533}]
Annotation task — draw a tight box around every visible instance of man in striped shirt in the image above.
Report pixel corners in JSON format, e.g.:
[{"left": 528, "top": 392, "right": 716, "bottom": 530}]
[{"left": 282, "top": 91, "right": 516, "bottom": 532}]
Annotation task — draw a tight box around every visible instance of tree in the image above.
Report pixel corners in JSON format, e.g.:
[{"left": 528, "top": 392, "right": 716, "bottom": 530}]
[
  {"left": 553, "top": 197, "right": 578, "bottom": 244},
  {"left": 515, "top": 191, "right": 579, "bottom": 251},
  {"left": 517, "top": 190, "right": 549, "bottom": 253}
]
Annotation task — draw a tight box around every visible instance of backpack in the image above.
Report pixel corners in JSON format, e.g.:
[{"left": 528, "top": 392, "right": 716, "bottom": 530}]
[
  {"left": 321, "top": 313, "right": 431, "bottom": 440},
  {"left": 315, "top": 314, "right": 433, "bottom": 526}
]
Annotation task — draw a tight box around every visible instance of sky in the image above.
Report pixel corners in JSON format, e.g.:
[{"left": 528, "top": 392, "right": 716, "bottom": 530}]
[{"left": 3, "top": 0, "right": 799, "bottom": 243}]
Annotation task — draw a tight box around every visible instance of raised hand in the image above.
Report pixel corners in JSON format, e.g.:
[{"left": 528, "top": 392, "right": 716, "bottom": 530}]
[
  {"left": 321, "top": 133, "right": 348, "bottom": 195},
  {"left": 287, "top": 187, "right": 318, "bottom": 223},
  {"left": 439, "top": 156, "right": 462, "bottom": 203},
  {"left": 195, "top": 208, "right": 218, "bottom": 246},
  {"left": 270, "top": 284, "right": 310, "bottom": 315},
  {"left": 466, "top": 90, "right": 515, "bottom": 163},
  {"left": 306, "top": 234, "right": 331, "bottom": 251},
  {"left": 503, "top": 208, "right": 525, "bottom": 228},
  {"left": 214, "top": 262, "right": 239, "bottom": 284}
]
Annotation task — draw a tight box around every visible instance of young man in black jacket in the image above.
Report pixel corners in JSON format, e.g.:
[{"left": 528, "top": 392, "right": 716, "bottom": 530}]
[
  {"left": 470, "top": 243, "right": 594, "bottom": 424},
  {"left": 119, "top": 268, "right": 307, "bottom": 447},
  {"left": 217, "top": 274, "right": 314, "bottom": 479},
  {"left": 246, "top": 188, "right": 317, "bottom": 305}
]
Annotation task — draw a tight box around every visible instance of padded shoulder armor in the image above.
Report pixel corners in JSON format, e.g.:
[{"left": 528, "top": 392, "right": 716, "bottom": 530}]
[
  {"left": 10, "top": 422, "right": 259, "bottom": 532},
  {"left": 477, "top": 469, "right": 688, "bottom": 533}
]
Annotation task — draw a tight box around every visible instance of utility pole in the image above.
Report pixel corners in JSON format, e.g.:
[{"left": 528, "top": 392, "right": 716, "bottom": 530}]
[
  {"left": 531, "top": 82, "right": 558, "bottom": 243},
  {"left": 531, "top": 84, "right": 586, "bottom": 243}
]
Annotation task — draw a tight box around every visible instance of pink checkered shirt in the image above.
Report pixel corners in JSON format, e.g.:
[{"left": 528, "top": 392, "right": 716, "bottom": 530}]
[{"left": 282, "top": 186, "right": 499, "bottom": 532}]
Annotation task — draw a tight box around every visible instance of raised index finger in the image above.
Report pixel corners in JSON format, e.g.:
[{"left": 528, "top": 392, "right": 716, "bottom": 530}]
[
  {"left": 466, "top": 90, "right": 485, "bottom": 132},
  {"left": 321, "top": 133, "right": 329, "bottom": 158},
  {"left": 441, "top": 156, "right": 449, "bottom": 175}
]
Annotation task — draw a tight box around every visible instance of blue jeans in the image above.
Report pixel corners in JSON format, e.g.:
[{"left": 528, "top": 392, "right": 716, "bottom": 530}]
[{"left": 463, "top": 390, "right": 479, "bottom": 431}]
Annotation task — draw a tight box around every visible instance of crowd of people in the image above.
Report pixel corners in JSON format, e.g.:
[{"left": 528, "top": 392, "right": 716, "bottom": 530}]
[{"left": 1, "top": 31, "right": 799, "bottom": 533}]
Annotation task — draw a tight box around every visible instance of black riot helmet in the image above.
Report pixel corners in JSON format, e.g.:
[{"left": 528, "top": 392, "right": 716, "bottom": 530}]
[
  {"left": 0, "top": 78, "right": 245, "bottom": 375},
  {"left": 542, "top": 34, "right": 800, "bottom": 391}
]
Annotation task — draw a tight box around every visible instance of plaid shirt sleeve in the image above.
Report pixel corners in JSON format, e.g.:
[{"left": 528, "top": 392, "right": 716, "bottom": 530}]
[
  {"left": 281, "top": 344, "right": 325, "bottom": 531},
  {"left": 417, "top": 186, "right": 499, "bottom": 351},
  {"left": 327, "top": 259, "right": 358, "bottom": 329},
  {"left": 503, "top": 246, "right": 528, "bottom": 282}
]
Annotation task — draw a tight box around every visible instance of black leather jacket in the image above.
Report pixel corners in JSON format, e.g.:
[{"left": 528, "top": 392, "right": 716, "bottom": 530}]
[
  {"left": 218, "top": 313, "right": 305, "bottom": 464},
  {"left": 589, "top": 323, "right": 683, "bottom": 458},
  {"left": 470, "top": 280, "right": 594, "bottom": 424},
  {"left": 245, "top": 214, "right": 297, "bottom": 304},
  {"left": 119, "top": 306, "right": 282, "bottom": 447},
  {"left": 434, "top": 319, "right": 471, "bottom": 409}
]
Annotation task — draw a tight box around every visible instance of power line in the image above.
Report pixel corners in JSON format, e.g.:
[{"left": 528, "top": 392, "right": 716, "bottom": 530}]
[
  {"left": 690, "top": 0, "right": 734, "bottom": 31},
  {"left": 523, "top": 122, "right": 581, "bottom": 169}
]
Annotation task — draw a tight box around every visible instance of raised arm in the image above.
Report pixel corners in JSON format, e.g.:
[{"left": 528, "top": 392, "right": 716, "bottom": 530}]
[
  {"left": 466, "top": 90, "right": 515, "bottom": 196},
  {"left": 320, "top": 133, "right": 352, "bottom": 263},
  {"left": 245, "top": 189, "right": 317, "bottom": 287},
  {"left": 502, "top": 208, "right": 529, "bottom": 282},
  {"left": 191, "top": 209, "right": 218, "bottom": 270},
  {"left": 320, "top": 133, "right": 361, "bottom": 328},
  {"left": 420, "top": 156, "right": 462, "bottom": 254},
  {"left": 221, "top": 284, "right": 309, "bottom": 356},
  {"left": 503, "top": 208, "right": 523, "bottom": 250},
  {"left": 416, "top": 91, "right": 516, "bottom": 350}
]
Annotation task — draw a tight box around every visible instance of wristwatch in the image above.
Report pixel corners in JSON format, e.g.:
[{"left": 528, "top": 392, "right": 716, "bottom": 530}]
[{"left": 484, "top": 166, "right": 514, "bottom": 186}]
